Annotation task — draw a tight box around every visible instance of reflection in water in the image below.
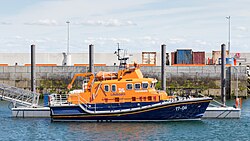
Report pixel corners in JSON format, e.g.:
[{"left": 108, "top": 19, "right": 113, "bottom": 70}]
[
  {"left": 1, "top": 99, "right": 250, "bottom": 140},
  {"left": 64, "top": 121, "right": 205, "bottom": 140},
  {"left": 68, "top": 122, "right": 157, "bottom": 140}
]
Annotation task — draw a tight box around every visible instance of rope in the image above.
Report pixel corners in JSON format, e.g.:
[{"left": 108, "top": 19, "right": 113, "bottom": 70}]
[{"left": 198, "top": 93, "right": 226, "bottom": 107}]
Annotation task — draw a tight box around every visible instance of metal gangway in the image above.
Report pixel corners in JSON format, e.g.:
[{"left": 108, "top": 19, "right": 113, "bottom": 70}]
[{"left": 0, "top": 83, "right": 40, "bottom": 107}]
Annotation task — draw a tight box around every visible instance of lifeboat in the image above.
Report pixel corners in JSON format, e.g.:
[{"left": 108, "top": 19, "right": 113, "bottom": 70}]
[{"left": 49, "top": 48, "right": 212, "bottom": 122}]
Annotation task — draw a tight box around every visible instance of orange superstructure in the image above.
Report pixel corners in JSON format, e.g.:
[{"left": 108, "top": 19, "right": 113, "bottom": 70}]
[{"left": 67, "top": 63, "right": 169, "bottom": 105}]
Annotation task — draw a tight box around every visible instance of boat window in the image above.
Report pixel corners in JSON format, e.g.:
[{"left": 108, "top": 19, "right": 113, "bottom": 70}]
[
  {"left": 132, "top": 97, "right": 136, "bottom": 101},
  {"left": 148, "top": 96, "right": 152, "bottom": 101},
  {"left": 104, "top": 85, "right": 109, "bottom": 92},
  {"left": 142, "top": 83, "right": 148, "bottom": 89},
  {"left": 150, "top": 83, "right": 155, "bottom": 89},
  {"left": 115, "top": 97, "right": 119, "bottom": 102},
  {"left": 126, "top": 83, "right": 133, "bottom": 90},
  {"left": 134, "top": 83, "right": 141, "bottom": 90},
  {"left": 111, "top": 84, "right": 117, "bottom": 92}
]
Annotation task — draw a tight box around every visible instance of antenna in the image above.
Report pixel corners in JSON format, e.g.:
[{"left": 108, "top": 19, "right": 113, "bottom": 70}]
[{"left": 114, "top": 43, "right": 129, "bottom": 69}]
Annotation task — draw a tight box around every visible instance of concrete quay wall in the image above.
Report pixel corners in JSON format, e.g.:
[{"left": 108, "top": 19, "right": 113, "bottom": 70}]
[{"left": 0, "top": 66, "right": 248, "bottom": 97}]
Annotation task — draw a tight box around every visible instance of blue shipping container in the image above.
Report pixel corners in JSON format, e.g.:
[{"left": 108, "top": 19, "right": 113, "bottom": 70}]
[
  {"left": 176, "top": 49, "right": 193, "bottom": 64},
  {"left": 218, "top": 58, "right": 234, "bottom": 66},
  {"left": 226, "top": 58, "right": 234, "bottom": 66}
]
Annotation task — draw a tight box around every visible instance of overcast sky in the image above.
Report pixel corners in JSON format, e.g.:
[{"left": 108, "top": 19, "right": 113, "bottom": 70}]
[{"left": 0, "top": 0, "right": 249, "bottom": 53}]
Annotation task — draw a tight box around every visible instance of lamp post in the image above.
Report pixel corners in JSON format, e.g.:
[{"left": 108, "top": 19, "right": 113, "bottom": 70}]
[
  {"left": 66, "top": 21, "right": 70, "bottom": 56},
  {"left": 226, "top": 16, "right": 231, "bottom": 57},
  {"left": 65, "top": 21, "right": 71, "bottom": 66}
]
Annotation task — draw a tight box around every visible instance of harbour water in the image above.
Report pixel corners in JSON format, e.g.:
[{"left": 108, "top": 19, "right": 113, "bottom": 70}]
[{"left": 1, "top": 99, "right": 250, "bottom": 141}]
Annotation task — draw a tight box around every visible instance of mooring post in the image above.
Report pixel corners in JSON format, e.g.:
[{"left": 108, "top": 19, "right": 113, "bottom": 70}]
[
  {"left": 161, "top": 44, "right": 166, "bottom": 92},
  {"left": 226, "top": 66, "right": 232, "bottom": 99},
  {"left": 89, "top": 44, "right": 94, "bottom": 73},
  {"left": 31, "top": 44, "right": 36, "bottom": 92},
  {"left": 221, "top": 44, "right": 226, "bottom": 106}
]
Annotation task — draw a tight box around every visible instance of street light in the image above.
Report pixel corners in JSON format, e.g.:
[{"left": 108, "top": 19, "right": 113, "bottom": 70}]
[
  {"left": 66, "top": 21, "right": 70, "bottom": 55},
  {"left": 226, "top": 16, "right": 231, "bottom": 57}
]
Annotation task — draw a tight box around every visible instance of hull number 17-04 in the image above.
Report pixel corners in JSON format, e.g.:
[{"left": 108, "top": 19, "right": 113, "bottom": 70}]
[{"left": 175, "top": 106, "right": 188, "bottom": 111}]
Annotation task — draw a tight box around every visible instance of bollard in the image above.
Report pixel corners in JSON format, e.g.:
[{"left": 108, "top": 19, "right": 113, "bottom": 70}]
[
  {"left": 89, "top": 44, "right": 94, "bottom": 73},
  {"left": 31, "top": 44, "right": 36, "bottom": 92},
  {"left": 221, "top": 44, "right": 226, "bottom": 106},
  {"left": 161, "top": 44, "right": 166, "bottom": 92}
]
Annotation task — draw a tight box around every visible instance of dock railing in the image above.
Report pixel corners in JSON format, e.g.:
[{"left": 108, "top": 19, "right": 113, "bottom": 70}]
[
  {"left": 50, "top": 93, "right": 88, "bottom": 106},
  {"left": 49, "top": 94, "right": 68, "bottom": 105},
  {"left": 0, "top": 83, "right": 40, "bottom": 107},
  {"left": 49, "top": 93, "right": 99, "bottom": 113}
]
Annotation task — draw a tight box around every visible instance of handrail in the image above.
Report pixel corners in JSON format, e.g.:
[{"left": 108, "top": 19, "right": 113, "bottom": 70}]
[
  {"left": 0, "top": 83, "right": 40, "bottom": 107},
  {"left": 53, "top": 95, "right": 212, "bottom": 114},
  {"left": 50, "top": 93, "right": 88, "bottom": 106},
  {"left": 77, "top": 94, "right": 88, "bottom": 106},
  {"left": 49, "top": 92, "right": 212, "bottom": 114},
  {"left": 49, "top": 93, "right": 97, "bottom": 112}
]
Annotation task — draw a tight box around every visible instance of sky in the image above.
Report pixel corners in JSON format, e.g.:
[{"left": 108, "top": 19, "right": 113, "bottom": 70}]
[{"left": 0, "top": 0, "right": 249, "bottom": 53}]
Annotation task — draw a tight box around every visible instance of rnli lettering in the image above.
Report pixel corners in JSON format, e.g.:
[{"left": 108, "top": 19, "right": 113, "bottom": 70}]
[
  {"left": 111, "top": 93, "right": 125, "bottom": 96},
  {"left": 118, "top": 88, "right": 125, "bottom": 93},
  {"left": 175, "top": 106, "right": 187, "bottom": 111}
]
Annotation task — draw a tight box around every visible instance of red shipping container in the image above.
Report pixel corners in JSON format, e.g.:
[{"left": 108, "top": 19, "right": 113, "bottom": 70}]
[
  {"left": 193, "top": 52, "right": 205, "bottom": 64},
  {"left": 171, "top": 52, "right": 176, "bottom": 65}
]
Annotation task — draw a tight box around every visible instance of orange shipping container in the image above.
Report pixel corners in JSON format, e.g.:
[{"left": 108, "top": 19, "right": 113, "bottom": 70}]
[{"left": 212, "top": 51, "right": 229, "bottom": 64}]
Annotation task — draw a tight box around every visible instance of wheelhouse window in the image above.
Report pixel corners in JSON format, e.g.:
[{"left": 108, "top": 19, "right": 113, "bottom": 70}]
[
  {"left": 142, "top": 82, "right": 148, "bottom": 89},
  {"left": 150, "top": 83, "right": 155, "bottom": 89},
  {"left": 111, "top": 84, "right": 117, "bottom": 92},
  {"left": 104, "top": 85, "right": 109, "bottom": 92},
  {"left": 126, "top": 83, "right": 133, "bottom": 90},
  {"left": 134, "top": 83, "right": 141, "bottom": 90}
]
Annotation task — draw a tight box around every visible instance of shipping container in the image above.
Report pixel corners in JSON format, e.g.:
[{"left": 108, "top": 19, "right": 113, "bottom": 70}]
[
  {"left": 207, "top": 58, "right": 213, "bottom": 65},
  {"left": 226, "top": 58, "right": 234, "bottom": 66},
  {"left": 166, "top": 53, "right": 170, "bottom": 65},
  {"left": 142, "top": 52, "right": 169, "bottom": 65},
  {"left": 171, "top": 52, "right": 176, "bottom": 65},
  {"left": 212, "top": 51, "right": 229, "bottom": 64},
  {"left": 192, "top": 52, "right": 205, "bottom": 64},
  {"left": 218, "top": 57, "right": 234, "bottom": 66},
  {"left": 142, "top": 52, "right": 156, "bottom": 64},
  {"left": 176, "top": 49, "right": 193, "bottom": 64}
]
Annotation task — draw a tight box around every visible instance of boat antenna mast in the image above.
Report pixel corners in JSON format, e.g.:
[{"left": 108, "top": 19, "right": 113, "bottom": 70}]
[{"left": 114, "top": 43, "right": 129, "bottom": 69}]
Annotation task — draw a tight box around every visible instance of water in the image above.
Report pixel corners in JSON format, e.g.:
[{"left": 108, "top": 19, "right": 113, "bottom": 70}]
[{"left": 1, "top": 99, "right": 250, "bottom": 141}]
